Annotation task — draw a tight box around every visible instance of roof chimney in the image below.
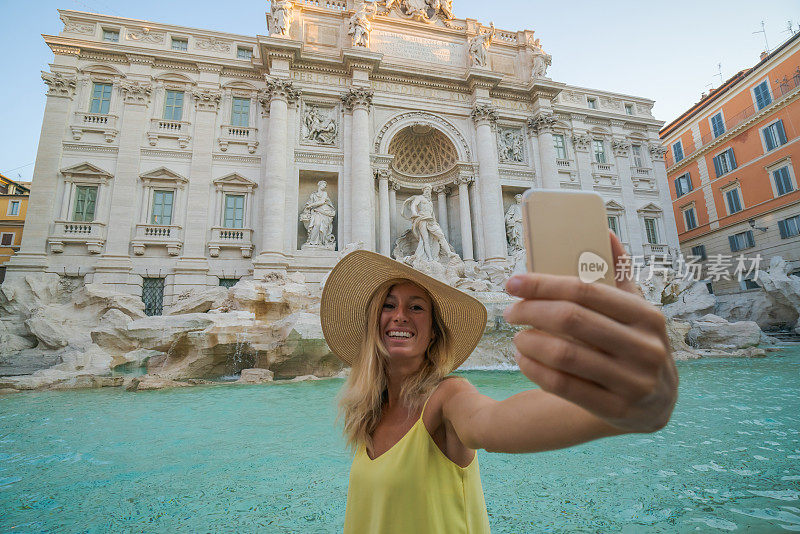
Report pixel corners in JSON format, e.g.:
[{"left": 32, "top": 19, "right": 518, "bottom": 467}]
[{"left": 760, "top": 51, "right": 769, "bottom": 61}]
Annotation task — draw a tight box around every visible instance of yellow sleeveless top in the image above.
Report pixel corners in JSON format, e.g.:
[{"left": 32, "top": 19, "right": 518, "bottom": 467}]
[{"left": 343, "top": 396, "right": 491, "bottom": 533}]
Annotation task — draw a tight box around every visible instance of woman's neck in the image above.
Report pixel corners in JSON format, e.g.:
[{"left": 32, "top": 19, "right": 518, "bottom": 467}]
[{"left": 385, "top": 358, "right": 423, "bottom": 408}]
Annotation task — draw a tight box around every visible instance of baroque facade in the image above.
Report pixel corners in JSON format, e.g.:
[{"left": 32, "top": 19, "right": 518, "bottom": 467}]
[{"left": 9, "top": 2, "right": 678, "bottom": 309}]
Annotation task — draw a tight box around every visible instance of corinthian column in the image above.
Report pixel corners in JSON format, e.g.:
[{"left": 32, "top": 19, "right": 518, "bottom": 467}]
[
  {"left": 456, "top": 176, "right": 475, "bottom": 262},
  {"left": 529, "top": 112, "right": 559, "bottom": 189},
  {"left": 342, "top": 88, "right": 375, "bottom": 250},
  {"left": 434, "top": 185, "right": 449, "bottom": 241},
  {"left": 471, "top": 105, "right": 507, "bottom": 264},
  {"left": 258, "top": 77, "right": 300, "bottom": 264},
  {"left": 377, "top": 170, "right": 391, "bottom": 256}
]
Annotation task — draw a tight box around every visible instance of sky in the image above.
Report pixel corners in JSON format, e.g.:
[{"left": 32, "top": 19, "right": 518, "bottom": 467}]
[{"left": 1, "top": 0, "right": 798, "bottom": 183}]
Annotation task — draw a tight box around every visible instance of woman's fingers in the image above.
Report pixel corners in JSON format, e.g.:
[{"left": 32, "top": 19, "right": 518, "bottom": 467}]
[
  {"left": 505, "top": 270, "right": 663, "bottom": 330},
  {"left": 514, "top": 329, "right": 659, "bottom": 401},
  {"left": 504, "top": 299, "right": 667, "bottom": 370},
  {"left": 514, "top": 350, "right": 628, "bottom": 419},
  {"left": 608, "top": 229, "right": 643, "bottom": 296}
]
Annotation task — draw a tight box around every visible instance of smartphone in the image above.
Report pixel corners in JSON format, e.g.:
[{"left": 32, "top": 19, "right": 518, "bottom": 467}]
[{"left": 521, "top": 189, "right": 615, "bottom": 286}]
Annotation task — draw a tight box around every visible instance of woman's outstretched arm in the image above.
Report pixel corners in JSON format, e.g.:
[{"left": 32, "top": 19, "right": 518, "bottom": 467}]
[{"left": 443, "top": 231, "right": 678, "bottom": 453}]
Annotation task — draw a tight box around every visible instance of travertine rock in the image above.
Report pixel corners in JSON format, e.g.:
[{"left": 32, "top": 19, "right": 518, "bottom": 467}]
[
  {"left": 238, "top": 368, "right": 274, "bottom": 384},
  {"left": 91, "top": 309, "right": 138, "bottom": 353},
  {"left": 24, "top": 310, "right": 78, "bottom": 349},
  {"left": 687, "top": 314, "right": 762, "bottom": 349},
  {"left": 73, "top": 283, "right": 146, "bottom": 319},
  {"left": 126, "top": 375, "right": 192, "bottom": 391},
  {"left": 125, "top": 313, "right": 216, "bottom": 351},
  {"left": 756, "top": 256, "right": 800, "bottom": 330},
  {"left": 662, "top": 281, "right": 716, "bottom": 321},
  {"left": 168, "top": 287, "right": 230, "bottom": 315}
]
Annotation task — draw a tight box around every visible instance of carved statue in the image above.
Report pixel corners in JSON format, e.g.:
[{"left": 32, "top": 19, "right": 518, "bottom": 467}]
[
  {"left": 304, "top": 106, "right": 337, "bottom": 145},
  {"left": 469, "top": 23, "right": 495, "bottom": 68},
  {"left": 300, "top": 180, "right": 337, "bottom": 250},
  {"left": 271, "top": 0, "right": 294, "bottom": 37},
  {"left": 349, "top": 1, "right": 377, "bottom": 47},
  {"left": 380, "top": 0, "right": 455, "bottom": 24},
  {"left": 505, "top": 194, "right": 524, "bottom": 254},
  {"left": 528, "top": 36, "right": 552, "bottom": 78},
  {"left": 399, "top": 185, "right": 456, "bottom": 263},
  {"left": 498, "top": 129, "right": 524, "bottom": 163}
]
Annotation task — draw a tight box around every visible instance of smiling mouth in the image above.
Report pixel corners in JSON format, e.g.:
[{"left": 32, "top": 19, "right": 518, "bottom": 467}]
[{"left": 386, "top": 331, "right": 415, "bottom": 339}]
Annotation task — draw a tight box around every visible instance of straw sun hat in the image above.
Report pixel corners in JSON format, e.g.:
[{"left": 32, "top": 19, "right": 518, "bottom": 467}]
[{"left": 320, "top": 250, "right": 488, "bottom": 373}]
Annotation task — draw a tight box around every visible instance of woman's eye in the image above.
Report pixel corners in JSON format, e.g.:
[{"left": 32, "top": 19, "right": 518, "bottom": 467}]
[
  {"left": 383, "top": 303, "right": 394, "bottom": 309},
  {"left": 411, "top": 305, "right": 424, "bottom": 311}
]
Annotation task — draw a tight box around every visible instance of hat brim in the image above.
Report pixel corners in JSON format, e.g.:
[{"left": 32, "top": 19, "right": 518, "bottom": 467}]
[{"left": 320, "top": 250, "right": 488, "bottom": 373}]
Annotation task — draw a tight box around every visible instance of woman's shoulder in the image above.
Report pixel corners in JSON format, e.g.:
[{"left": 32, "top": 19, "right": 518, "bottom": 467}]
[{"left": 429, "top": 375, "right": 478, "bottom": 406}]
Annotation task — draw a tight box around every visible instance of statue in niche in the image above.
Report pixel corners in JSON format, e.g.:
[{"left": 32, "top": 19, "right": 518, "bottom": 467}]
[
  {"left": 401, "top": 185, "right": 456, "bottom": 263},
  {"left": 304, "top": 106, "right": 337, "bottom": 145},
  {"left": 300, "top": 180, "right": 337, "bottom": 250},
  {"left": 528, "top": 37, "right": 552, "bottom": 78},
  {"left": 505, "top": 194, "right": 524, "bottom": 254},
  {"left": 271, "top": 0, "right": 294, "bottom": 37},
  {"left": 349, "top": 1, "right": 377, "bottom": 47},
  {"left": 498, "top": 129, "right": 525, "bottom": 163},
  {"left": 469, "top": 23, "right": 495, "bottom": 68}
]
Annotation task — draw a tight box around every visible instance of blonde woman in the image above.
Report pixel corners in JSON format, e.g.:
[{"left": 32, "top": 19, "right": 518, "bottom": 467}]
[{"left": 321, "top": 237, "right": 678, "bottom": 533}]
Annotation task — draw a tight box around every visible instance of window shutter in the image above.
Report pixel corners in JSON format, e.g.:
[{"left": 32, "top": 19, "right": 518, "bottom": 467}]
[
  {"left": 779, "top": 220, "right": 788, "bottom": 239},
  {"left": 777, "top": 120, "right": 788, "bottom": 145},
  {"left": 686, "top": 174, "right": 693, "bottom": 192},
  {"left": 713, "top": 155, "right": 722, "bottom": 177},
  {"left": 728, "top": 148, "right": 737, "bottom": 170},
  {"left": 674, "top": 178, "right": 682, "bottom": 196},
  {"left": 745, "top": 230, "right": 755, "bottom": 248},
  {"left": 764, "top": 128, "right": 776, "bottom": 151},
  {"left": 729, "top": 235, "right": 738, "bottom": 252}
]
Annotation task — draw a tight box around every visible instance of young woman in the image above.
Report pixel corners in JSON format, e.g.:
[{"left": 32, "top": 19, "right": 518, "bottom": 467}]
[{"left": 320, "top": 232, "right": 678, "bottom": 533}]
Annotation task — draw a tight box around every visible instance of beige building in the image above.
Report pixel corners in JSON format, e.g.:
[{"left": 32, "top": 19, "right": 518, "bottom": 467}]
[{"left": 7, "top": 1, "right": 677, "bottom": 313}]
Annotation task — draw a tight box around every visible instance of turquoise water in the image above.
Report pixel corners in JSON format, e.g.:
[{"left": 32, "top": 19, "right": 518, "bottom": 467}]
[{"left": 1, "top": 347, "right": 799, "bottom": 533}]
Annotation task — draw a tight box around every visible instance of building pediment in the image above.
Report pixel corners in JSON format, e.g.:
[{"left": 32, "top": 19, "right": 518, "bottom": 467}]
[
  {"left": 80, "top": 63, "right": 125, "bottom": 77},
  {"left": 213, "top": 173, "right": 257, "bottom": 192},
  {"left": 605, "top": 200, "right": 625, "bottom": 211},
  {"left": 637, "top": 202, "right": 662, "bottom": 214},
  {"left": 60, "top": 162, "right": 113, "bottom": 178},
  {"left": 139, "top": 167, "right": 189, "bottom": 184}
]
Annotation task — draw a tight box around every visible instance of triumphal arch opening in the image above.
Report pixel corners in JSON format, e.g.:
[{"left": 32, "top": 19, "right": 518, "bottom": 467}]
[{"left": 9, "top": 0, "right": 678, "bottom": 309}]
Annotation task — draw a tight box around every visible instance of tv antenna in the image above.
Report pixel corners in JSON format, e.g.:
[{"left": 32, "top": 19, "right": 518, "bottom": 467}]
[
  {"left": 714, "top": 63, "right": 723, "bottom": 86},
  {"left": 753, "top": 20, "right": 770, "bottom": 54},
  {"left": 784, "top": 21, "right": 798, "bottom": 36}
]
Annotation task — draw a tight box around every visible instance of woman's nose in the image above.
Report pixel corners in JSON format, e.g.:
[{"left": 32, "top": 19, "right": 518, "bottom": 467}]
[{"left": 391, "top": 307, "right": 409, "bottom": 322}]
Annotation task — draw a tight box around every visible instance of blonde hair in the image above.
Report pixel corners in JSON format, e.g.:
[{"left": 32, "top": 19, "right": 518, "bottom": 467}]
[{"left": 337, "top": 278, "right": 452, "bottom": 452}]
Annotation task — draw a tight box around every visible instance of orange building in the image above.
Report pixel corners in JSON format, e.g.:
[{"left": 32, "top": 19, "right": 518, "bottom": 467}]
[
  {"left": 660, "top": 32, "right": 800, "bottom": 298},
  {"left": 0, "top": 174, "right": 31, "bottom": 281}
]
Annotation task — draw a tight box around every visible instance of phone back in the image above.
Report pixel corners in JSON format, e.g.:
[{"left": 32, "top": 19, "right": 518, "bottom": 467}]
[{"left": 522, "top": 189, "right": 615, "bottom": 286}]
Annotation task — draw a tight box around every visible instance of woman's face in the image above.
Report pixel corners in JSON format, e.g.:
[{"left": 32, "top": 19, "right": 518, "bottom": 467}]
[{"left": 380, "top": 282, "right": 434, "bottom": 362}]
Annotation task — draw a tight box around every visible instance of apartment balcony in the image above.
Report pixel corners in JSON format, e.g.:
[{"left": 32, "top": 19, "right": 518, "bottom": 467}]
[
  {"left": 218, "top": 125, "right": 259, "bottom": 154},
  {"left": 131, "top": 224, "right": 183, "bottom": 256},
  {"left": 555, "top": 158, "right": 575, "bottom": 171},
  {"left": 48, "top": 220, "right": 107, "bottom": 254},
  {"left": 631, "top": 166, "right": 652, "bottom": 177},
  {"left": 208, "top": 227, "right": 254, "bottom": 258},
  {"left": 71, "top": 112, "right": 119, "bottom": 143},
  {"left": 631, "top": 167, "right": 657, "bottom": 192},
  {"left": 147, "top": 119, "right": 191, "bottom": 148},
  {"left": 591, "top": 161, "right": 615, "bottom": 174}
]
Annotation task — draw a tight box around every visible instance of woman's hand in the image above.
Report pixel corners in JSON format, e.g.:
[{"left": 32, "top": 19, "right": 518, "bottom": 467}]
[{"left": 503, "top": 231, "right": 679, "bottom": 433}]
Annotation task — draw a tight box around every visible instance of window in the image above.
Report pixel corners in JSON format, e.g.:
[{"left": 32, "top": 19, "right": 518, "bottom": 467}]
[
  {"left": 644, "top": 217, "right": 659, "bottom": 244},
  {"left": 587, "top": 98, "right": 597, "bottom": 109},
  {"left": 8, "top": 200, "right": 20, "bottom": 216},
  {"left": 72, "top": 185, "right": 98, "bottom": 222},
  {"left": 631, "top": 144, "right": 644, "bottom": 167},
  {"left": 553, "top": 134, "right": 566, "bottom": 159},
  {"left": 142, "top": 278, "right": 165, "bottom": 317},
  {"left": 163, "top": 90, "right": 184, "bottom": 121},
  {"left": 773, "top": 167, "right": 795, "bottom": 196},
  {"left": 625, "top": 104, "right": 633, "bottom": 115},
  {"left": 592, "top": 139, "right": 606, "bottom": 164},
  {"left": 753, "top": 80, "right": 772, "bottom": 110},
  {"left": 231, "top": 97, "right": 250, "bottom": 127},
  {"left": 724, "top": 187, "right": 743, "bottom": 214},
  {"left": 90, "top": 83, "right": 113, "bottom": 115},
  {"left": 151, "top": 190, "right": 174, "bottom": 225},
  {"left": 740, "top": 276, "right": 761, "bottom": 291},
  {"left": 729, "top": 230, "right": 755, "bottom": 252},
  {"left": 237, "top": 47, "right": 252, "bottom": 60},
  {"left": 674, "top": 173, "right": 692, "bottom": 197},
  {"left": 0, "top": 233, "right": 13, "bottom": 246},
  {"left": 763, "top": 120, "right": 788, "bottom": 151},
  {"left": 690, "top": 244, "right": 707, "bottom": 261},
  {"left": 607, "top": 215, "right": 619, "bottom": 236},
  {"left": 712, "top": 148, "right": 737, "bottom": 177},
  {"left": 710, "top": 112, "right": 725, "bottom": 138},
  {"left": 672, "top": 141, "right": 684, "bottom": 163},
  {"left": 219, "top": 278, "right": 239, "bottom": 288},
  {"left": 683, "top": 207, "right": 698, "bottom": 231},
  {"left": 778, "top": 215, "right": 800, "bottom": 239},
  {"left": 171, "top": 38, "right": 188, "bottom": 51},
  {"left": 102, "top": 29, "right": 119, "bottom": 42},
  {"left": 223, "top": 194, "right": 244, "bottom": 229}
]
